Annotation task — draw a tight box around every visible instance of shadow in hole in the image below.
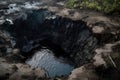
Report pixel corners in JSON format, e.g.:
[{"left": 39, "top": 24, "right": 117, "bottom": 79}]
[{"left": 21, "top": 39, "right": 74, "bottom": 65}]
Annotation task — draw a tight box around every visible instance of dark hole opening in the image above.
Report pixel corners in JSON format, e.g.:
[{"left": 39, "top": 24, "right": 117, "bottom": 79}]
[{"left": 1, "top": 9, "right": 98, "bottom": 77}]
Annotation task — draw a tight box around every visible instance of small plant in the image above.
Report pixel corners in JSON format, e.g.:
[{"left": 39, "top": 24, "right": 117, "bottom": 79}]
[{"left": 66, "top": 0, "right": 80, "bottom": 8}]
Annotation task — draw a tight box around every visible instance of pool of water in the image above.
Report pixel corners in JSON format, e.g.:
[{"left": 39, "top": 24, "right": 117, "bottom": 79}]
[{"left": 26, "top": 49, "right": 74, "bottom": 77}]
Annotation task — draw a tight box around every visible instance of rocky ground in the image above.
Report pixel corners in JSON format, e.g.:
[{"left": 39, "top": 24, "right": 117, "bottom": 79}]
[{"left": 0, "top": 0, "right": 120, "bottom": 80}]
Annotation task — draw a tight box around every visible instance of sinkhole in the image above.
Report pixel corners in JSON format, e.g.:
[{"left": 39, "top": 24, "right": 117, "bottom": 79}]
[{"left": 2, "top": 9, "right": 97, "bottom": 77}]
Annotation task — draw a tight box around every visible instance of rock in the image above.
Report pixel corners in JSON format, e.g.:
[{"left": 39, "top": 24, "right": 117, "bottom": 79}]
[
  {"left": 95, "top": 41, "right": 120, "bottom": 70},
  {"left": 9, "top": 63, "right": 46, "bottom": 80},
  {"left": 0, "top": 57, "right": 6, "bottom": 62},
  {"left": 0, "top": 57, "right": 46, "bottom": 80},
  {"left": 93, "top": 41, "right": 120, "bottom": 80},
  {"left": 92, "top": 26, "right": 104, "bottom": 33},
  {"left": 0, "top": 20, "right": 5, "bottom": 25},
  {"left": 6, "top": 47, "right": 12, "bottom": 53},
  {"left": 5, "top": 52, "right": 25, "bottom": 63},
  {"left": 93, "top": 49, "right": 107, "bottom": 67},
  {"left": 12, "top": 48, "right": 20, "bottom": 54},
  {"left": 68, "top": 64, "right": 99, "bottom": 80},
  {"left": 26, "top": 49, "right": 74, "bottom": 77},
  {"left": 0, "top": 58, "right": 17, "bottom": 79}
]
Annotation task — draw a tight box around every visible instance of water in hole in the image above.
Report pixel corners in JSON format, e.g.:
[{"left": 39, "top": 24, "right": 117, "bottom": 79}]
[{"left": 26, "top": 49, "right": 74, "bottom": 77}]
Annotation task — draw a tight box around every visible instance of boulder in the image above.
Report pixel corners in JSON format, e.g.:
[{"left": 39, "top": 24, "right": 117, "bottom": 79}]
[{"left": 68, "top": 64, "right": 99, "bottom": 80}]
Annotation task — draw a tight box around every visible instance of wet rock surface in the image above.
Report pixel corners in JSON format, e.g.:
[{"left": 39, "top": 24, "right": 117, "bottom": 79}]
[{"left": 26, "top": 49, "right": 74, "bottom": 77}]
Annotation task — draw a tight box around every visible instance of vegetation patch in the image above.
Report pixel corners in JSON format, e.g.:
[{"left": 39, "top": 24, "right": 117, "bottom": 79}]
[{"left": 66, "top": 0, "right": 120, "bottom": 15}]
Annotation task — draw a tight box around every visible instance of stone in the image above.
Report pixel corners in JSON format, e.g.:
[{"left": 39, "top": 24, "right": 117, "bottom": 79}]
[
  {"left": 95, "top": 41, "right": 120, "bottom": 70},
  {"left": 0, "top": 57, "right": 46, "bottom": 80},
  {"left": 12, "top": 48, "right": 20, "bottom": 54},
  {"left": 68, "top": 64, "right": 99, "bottom": 80},
  {"left": 92, "top": 26, "right": 104, "bottom": 33},
  {"left": 9, "top": 63, "right": 46, "bottom": 80},
  {"left": 6, "top": 48, "right": 12, "bottom": 53}
]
